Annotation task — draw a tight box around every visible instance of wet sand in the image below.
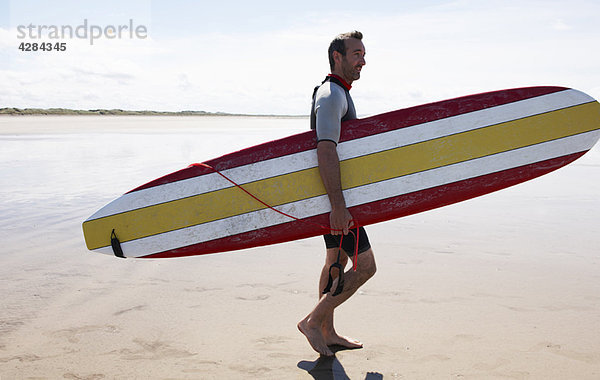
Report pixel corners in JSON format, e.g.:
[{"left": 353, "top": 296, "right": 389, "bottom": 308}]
[{"left": 1, "top": 117, "right": 599, "bottom": 379}]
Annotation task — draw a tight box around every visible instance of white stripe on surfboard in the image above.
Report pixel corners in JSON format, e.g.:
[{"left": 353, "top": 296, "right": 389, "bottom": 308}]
[
  {"left": 87, "top": 89, "right": 595, "bottom": 222},
  {"left": 94, "top": 129, "right": 600, "bottom": 257}
]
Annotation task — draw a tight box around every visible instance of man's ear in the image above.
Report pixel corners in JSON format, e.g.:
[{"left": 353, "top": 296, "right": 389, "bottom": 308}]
[{"left": 332, "top": 50, "right": 343, "bottom": 68}]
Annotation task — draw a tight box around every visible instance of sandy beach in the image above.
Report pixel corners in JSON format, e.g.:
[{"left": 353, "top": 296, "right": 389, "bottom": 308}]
[{"left": 1, "top": 116, "right": 599, "bottom": 379}]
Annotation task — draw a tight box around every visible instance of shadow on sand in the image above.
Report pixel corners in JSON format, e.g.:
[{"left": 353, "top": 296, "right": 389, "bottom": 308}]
[{"left": 297, "top": 346, "right": 384, "bottom": 380}]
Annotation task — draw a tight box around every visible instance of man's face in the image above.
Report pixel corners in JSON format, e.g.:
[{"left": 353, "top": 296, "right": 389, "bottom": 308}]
[{"left": 340, "top": 38, "right": 366, "bottom": 83}]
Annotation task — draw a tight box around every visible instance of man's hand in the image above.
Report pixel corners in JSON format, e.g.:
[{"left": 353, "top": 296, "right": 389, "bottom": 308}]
[{"left": 330, "top": 207, "right": 354, "bottom": 235}]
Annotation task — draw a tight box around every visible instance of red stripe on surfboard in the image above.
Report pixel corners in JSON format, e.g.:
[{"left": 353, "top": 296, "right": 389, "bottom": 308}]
[
  {"left": 142, "top": 150, "right": 585, "bottom": 259},
  {"left": 129, "top": 86, "right": 568, "bottom": 193},
  {"left": 339, "top": 86, "right": 567, "bottom": 143}
]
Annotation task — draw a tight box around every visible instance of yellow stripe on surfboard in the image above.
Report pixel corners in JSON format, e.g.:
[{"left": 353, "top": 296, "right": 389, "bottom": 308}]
[{"left": 83, "top": 102, "right": 600, "bottom": 250}]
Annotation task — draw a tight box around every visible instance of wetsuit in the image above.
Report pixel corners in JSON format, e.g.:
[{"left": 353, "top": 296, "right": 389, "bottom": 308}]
[{"left": 310, "top": 74, "right": 371, "bottom": 257}]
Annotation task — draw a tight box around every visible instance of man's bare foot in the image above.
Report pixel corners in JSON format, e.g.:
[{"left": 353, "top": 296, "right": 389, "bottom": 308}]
[
  {"left": 298, "top": 318, "right": 334, "bottom": 356},
  {"left": 323, "top": 332, "right": 363, "bottom": 349}
]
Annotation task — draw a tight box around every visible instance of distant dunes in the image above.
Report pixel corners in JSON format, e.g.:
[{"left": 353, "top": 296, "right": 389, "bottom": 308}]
[{"left": 1, "top": 108, "right": 229, "bottom": 116}]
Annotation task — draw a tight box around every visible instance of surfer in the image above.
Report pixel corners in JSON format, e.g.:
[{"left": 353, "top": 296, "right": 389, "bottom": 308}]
[{"left": 298, "top": 31, "right": 377, "bottom": 357}]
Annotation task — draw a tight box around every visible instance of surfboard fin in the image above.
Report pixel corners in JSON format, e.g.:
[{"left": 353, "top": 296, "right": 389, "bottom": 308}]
[{"left": 110, "top": 229, "right": 125, "bottom": 259}]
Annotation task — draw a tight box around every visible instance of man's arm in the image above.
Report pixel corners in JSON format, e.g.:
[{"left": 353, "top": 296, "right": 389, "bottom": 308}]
[{"left": 317, "top": 140, "right": 353, "bottom": 235}]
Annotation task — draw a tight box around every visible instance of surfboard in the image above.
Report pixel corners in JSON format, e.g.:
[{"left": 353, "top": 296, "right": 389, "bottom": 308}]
[{"left": 82, "top": 86, "right": 600, "bottom": 259}]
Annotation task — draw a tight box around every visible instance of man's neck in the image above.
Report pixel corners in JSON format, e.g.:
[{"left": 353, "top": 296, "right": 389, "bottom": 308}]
[{"left": 328, "top": 73, "right": 352, "bottom": 91}]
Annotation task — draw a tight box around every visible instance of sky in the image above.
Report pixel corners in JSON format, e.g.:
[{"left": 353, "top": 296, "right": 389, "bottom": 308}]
[{"left": 1, "top": 0, "right": 599, "bottom": 115}]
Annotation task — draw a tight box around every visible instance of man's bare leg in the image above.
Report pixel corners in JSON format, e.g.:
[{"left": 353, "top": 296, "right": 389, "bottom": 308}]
[
  {"left": 298, "top": 249, "right": 376, "bottom": 356},
  {"left": 318, "top": 249, "right": 363, "bottom": 349}
]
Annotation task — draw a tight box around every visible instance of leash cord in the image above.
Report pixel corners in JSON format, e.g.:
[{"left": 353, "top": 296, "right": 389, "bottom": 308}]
[{"left": 192, "top": 162, "right": 361, "bottom": 293}]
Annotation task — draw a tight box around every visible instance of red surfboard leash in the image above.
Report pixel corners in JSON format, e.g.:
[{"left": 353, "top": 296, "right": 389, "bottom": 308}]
[{"left": 192, "top": 162, "right": 361, "bottom": 294}]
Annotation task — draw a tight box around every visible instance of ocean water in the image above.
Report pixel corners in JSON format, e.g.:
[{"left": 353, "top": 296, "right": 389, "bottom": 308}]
[{"left": 0, "top": 116, "right": 308, "bottom": 256}]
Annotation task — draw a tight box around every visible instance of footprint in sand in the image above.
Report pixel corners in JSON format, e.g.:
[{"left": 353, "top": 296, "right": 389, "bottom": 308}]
[{"left": 236, "top": 294, "right": 270, "bottom": 301}]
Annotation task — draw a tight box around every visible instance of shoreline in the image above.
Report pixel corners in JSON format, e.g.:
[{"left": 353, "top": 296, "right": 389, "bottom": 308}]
[{"left": 0, "top": 107, "right": 306, "bottom": 118}]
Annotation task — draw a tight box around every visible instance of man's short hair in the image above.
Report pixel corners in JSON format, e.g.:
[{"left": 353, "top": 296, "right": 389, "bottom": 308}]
[{"left": 328, "top": 31, "right": 363, "bottom": 71}]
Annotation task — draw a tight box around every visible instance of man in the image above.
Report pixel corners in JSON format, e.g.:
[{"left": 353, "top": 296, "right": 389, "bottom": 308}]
[{"left": 298, "top": 31, "right": 377, "bottom": 357}]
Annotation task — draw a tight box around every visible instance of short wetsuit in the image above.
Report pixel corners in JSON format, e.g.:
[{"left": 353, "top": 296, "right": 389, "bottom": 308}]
[
  {"left": 323, "top": 226, "right": 371, "bottom": 256},
  {"left": 310, "top": 75, "right": 371, "bottom": 257}
]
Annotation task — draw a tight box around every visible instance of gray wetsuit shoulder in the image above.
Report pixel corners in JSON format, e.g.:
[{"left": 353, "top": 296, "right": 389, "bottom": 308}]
[{"left": 310, "top": 81, "right": 356, "bottom": 145}]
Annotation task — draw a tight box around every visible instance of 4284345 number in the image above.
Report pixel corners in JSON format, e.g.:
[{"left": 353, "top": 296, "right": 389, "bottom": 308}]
[{"left": 18, "top": 42, "right": 67, "bottom": 52}]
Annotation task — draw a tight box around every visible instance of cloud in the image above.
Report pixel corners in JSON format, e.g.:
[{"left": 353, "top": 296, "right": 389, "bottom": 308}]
[
  {"left": 552, "top": 19, "right": 571, "bottom": 31},
  {"left": 1, "top": 1, "right": 600, "bottom": 115},
  {"left": 354, "top": 0, "right": 600, "bottom": 112},
  {"left": 71, "top": 67, "right": 136, "bottom": 84}
]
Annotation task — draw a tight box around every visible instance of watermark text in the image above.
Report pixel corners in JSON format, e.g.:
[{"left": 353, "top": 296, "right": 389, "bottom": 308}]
[{"left": 16, "top": 19, "right": 148, "bottom": 45}]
